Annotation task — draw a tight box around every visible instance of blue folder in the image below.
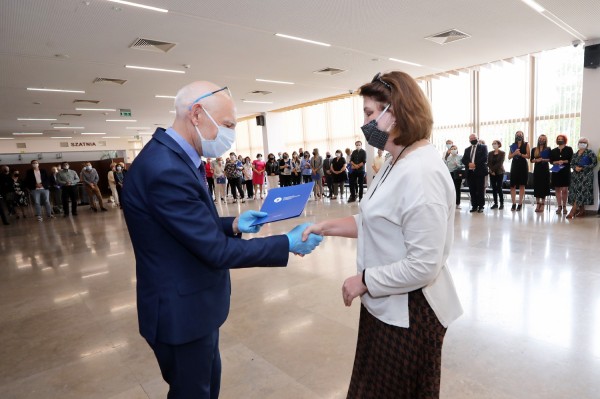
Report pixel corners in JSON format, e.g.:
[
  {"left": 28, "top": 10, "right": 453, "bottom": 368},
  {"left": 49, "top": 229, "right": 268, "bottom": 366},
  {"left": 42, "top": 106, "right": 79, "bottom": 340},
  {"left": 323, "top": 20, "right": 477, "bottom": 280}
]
[
  {"left": 251, "top": 182, "right": 314, "bottom": 226},
  {"left": 550, "top": 164, "right": 565, "bottom": 173},
  {"left": 579, "top": 155, "right": 592, "bottom": 166}
]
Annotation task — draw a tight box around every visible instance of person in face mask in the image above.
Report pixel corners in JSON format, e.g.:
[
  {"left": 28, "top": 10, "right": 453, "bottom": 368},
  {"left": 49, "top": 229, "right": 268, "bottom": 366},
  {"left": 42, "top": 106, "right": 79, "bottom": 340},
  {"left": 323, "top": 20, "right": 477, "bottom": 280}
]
[
  {"left": 120, "top": 81, "right": 323, "bottom": 398},
  {"left": 323, "top": 151, "right": 334, "bottom": 197},
  {"left": 530, "top": 135, "right": 551, "bottom": 212},
  {"left": 487, "top": 140, "right": 506, "bottom": 210},
  {"left": 443, "top": 140, "right": 454, "bottom": 160},
  {"left": 507, "top": 131, "right": 530, "bottom": 211},
  {"left": 9, "top": 170, "right": 28, "bottom": 219},
  {"left": 251, "top": 153, "right": 266, "bottom": 199},
  {"left": 279, "top": 152, "right": 292, "bottom": 187},
  {"left": 265, "top": 153, "right": 279, "bottom": 192},
  {"left": 549, "top": 134, "right": 573, "bottom": 215},
  {"left": 566, "top": 137, "right": 597, "bottom": 218},
  {"left": 302, "top": 71, "right": 462, "bottom": 398},
  {"left": 55, "top": 161, "right": 80, "bottom": 216},
  {"left": 25, "top": 160, "right": 54, "bottom": 220},
  {"left": 445, "top": 144, "right": 465, "bottom": 209},
  {"left": 81, "top": 162, "right": 107, "bottom": 212},
  {"left": 461, "top": 133, "right": 489, "bottom": 213},
  {"left": 329, "top": 150, "right": 346, "bottom": 199},
  {"left": 348, "top": 141, "right": 366, "bottom": 202}
]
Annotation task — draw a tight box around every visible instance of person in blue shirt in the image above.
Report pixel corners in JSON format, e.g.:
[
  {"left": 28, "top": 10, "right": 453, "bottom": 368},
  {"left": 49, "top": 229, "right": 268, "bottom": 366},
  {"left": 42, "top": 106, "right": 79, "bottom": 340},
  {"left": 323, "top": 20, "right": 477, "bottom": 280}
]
[{"left": 122, "top": 81, "right": 323, "bottom": 399}]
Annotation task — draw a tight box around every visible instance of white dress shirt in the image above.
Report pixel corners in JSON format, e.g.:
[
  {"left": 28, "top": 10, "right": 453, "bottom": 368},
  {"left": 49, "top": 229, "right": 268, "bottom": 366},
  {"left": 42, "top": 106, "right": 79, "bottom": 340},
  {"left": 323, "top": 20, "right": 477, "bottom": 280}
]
[{"left": 355, "top": 144, "right": 463, "bottom": 328}]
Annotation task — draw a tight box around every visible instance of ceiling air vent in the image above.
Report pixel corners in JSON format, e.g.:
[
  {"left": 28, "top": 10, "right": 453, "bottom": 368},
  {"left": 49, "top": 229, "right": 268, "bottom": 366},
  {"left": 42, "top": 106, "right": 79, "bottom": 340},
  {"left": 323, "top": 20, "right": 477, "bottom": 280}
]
[
  {"left": 129, "top": 37, "right": 176, "bottom": 53},
  {"left": 314, "top": 67, "right": 346, "bottom": 75},
  {"left": 425, "top": 29, "right": 471, "bottom": 45},
  {"left": 60, "top": 113, "right": 82, "bottom": 117},
  {"left": 16, "top": 143, "right": 27, "bottom": 149},
  {"left": 93, "top": 77, "right": 127, "bottom": 85},
  {"left": 249, "top": 90, "right": 272, "bottom": 95},
  {"left": 73, "top": 99, "right": 100, "bottom": 104}
]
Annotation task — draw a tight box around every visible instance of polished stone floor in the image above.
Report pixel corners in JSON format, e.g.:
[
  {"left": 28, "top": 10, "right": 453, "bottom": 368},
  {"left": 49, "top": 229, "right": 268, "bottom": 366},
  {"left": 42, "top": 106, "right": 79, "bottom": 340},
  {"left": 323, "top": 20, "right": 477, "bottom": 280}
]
[{"left": 1, "top": 195, "right": 599, "bottom": 399}]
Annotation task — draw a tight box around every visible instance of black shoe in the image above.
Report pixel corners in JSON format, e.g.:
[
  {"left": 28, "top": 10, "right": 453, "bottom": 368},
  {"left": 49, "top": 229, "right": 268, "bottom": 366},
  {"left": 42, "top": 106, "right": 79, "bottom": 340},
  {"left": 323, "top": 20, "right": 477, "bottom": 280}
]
[
  {"left": 72, "top": 213, "right": 78, "bottom": 216},
  {"left": 92, "top": 208, "right": 98, "bottom": 212},
  {"left": 517, "top": 204, "right": 522, "bottom": 211},
  {"left": 499, "top": 204, "right": 504, "bottom": 210},
  {"left": 511, "top": 204, "right": 516, "bottom": 211},
  {"left": 469, "top": 208, "right": 477, "bottom": 213},
  {"left": 490, "top": 204, "right": 498, "bottom": 209},
  {"left": 477, "top": 207, "right": 484, "bottom": 213},
  {"left": 100, "top": 208, "right": 108, "bottom": 212},
  {"left": 348, "top": 197, "right": 356, "bottom": 203}
]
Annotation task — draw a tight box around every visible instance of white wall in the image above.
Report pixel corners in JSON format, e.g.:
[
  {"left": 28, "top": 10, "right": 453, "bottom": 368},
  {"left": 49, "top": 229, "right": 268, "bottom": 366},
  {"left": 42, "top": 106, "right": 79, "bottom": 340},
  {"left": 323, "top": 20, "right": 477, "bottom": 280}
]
[
  {"left": 579, "top": 65, "right": 600, "bottom": 210},
  {"left": 263, "top": 112, "right": 287, "bottom": 156},
  {"left": 0, "top": 138, "right": 141, "bottom": 165}
]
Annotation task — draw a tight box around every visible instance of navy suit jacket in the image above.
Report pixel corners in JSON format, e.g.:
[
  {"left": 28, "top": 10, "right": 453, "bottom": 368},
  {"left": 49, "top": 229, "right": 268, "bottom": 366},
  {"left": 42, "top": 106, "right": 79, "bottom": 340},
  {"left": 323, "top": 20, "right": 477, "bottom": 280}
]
[
  {"left": 122, "top": 128, "right": 289, "bottom": 345},
  {"left": 25, "top": 168, "right": 50, "bottom": 190},
  {"left": 461, "top": 144, "right": 489, "bottom": 177}
]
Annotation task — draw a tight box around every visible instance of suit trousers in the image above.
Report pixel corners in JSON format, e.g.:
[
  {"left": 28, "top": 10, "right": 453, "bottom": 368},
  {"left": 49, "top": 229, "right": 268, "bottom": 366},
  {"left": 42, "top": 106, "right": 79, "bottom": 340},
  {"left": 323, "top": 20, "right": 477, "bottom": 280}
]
[
  {"left": 85, "top": 184, "right": 105, "bottom": 210},
  {"left": 489, "top": 174, "right": 504, "bottom": 205},
  {"left": 349, "top": 171, "right": 365, "bottom": 199},
  {"left": 467, "top": 171, "right": 486, "bottom": 209},
  {"left": 149, "top": 330, "right": 221, "bottom": 399}
]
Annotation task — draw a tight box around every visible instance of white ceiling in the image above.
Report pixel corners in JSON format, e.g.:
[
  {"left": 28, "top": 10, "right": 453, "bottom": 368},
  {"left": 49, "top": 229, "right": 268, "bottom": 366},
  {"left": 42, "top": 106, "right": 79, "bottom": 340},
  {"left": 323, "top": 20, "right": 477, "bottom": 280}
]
[{"left": 1, "top": 0, "right": 599, "bottom": 139}]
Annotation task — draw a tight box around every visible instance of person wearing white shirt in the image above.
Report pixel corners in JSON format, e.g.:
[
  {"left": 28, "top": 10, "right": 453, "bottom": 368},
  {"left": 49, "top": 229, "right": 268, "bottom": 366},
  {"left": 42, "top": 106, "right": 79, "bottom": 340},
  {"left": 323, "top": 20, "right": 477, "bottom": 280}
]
[
  {"left": 107, "top": 162, "right": 119, "bottom": 206},
  {"left": 303, "top": 71, "right": 462, "bottom": 399},
  {"left": 371, "top": 148, "right": 384, "bottom": 178}
]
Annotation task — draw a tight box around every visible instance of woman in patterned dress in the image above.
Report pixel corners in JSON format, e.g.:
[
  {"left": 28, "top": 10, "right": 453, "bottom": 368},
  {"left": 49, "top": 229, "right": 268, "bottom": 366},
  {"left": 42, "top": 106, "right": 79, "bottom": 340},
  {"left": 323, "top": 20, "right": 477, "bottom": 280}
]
[{"left": 567, "top": 137, "right": 597, "bottom": 219}]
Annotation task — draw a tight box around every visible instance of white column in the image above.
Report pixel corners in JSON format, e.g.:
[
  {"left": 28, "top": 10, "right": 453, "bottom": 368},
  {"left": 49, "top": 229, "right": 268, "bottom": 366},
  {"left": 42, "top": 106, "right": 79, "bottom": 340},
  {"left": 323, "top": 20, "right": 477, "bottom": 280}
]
[
  {"left": 262, "top": 112, "right": 286, "bottom": 157},
  {"left": 579, "top": 61, "right": 600, "bottom": 211}
]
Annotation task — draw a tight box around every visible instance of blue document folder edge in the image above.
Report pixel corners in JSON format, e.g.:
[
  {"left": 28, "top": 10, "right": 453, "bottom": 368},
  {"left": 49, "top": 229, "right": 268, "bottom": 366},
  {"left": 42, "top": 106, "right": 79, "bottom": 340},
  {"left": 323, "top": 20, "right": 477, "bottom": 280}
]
[{"left": 250, "top": 182, "right": 314, "bottom": 226}]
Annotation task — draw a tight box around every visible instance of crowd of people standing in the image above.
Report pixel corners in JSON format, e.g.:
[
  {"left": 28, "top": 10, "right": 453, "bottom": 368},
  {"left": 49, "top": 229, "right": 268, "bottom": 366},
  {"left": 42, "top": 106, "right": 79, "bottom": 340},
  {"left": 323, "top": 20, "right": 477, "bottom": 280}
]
[{"left": 444, "top": 132, "right": 599, "bottom": 218}]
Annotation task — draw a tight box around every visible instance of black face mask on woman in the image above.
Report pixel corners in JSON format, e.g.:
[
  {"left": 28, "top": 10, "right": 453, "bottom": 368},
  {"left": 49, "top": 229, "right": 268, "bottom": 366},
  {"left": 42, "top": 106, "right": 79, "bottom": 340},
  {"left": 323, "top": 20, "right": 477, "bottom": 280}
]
[{"left": 361, "top": 104, "right": 391, "bottom": 150}]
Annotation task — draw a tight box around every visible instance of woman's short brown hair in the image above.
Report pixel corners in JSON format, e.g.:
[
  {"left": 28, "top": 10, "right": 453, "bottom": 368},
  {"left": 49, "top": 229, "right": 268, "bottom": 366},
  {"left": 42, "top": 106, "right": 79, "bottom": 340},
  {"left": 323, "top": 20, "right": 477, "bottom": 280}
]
[{"left": 359, "top": 71, "right": 433, "bottom": 146}]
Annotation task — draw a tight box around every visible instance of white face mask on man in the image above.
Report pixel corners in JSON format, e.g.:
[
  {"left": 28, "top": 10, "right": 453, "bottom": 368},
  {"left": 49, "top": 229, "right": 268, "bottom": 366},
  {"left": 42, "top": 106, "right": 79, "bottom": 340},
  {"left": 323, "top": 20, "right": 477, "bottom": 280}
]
[{"left": 194, "top": 107, "right": 236, "bottom": 158}]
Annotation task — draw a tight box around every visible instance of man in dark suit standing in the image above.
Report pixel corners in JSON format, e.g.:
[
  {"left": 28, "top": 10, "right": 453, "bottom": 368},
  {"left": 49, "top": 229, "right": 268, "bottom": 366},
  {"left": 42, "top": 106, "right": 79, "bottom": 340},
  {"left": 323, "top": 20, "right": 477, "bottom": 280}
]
[
  {"left": 462, "top": 133, "right": 488, "bottom": 213},
  {"left": 122, "top": 81, "right": 323, "bottom": 399}
]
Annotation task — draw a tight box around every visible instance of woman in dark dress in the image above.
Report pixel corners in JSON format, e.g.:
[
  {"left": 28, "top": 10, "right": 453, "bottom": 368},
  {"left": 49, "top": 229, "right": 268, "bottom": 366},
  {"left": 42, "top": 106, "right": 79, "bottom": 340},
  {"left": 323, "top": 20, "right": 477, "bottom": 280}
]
[
  {"left": 507, "top": 131, "right": 530, "bottom": 211},
  {"left": 330, "top": 150, "right": 347, "bottom": 200},
  {"left": 530, "top": 134, "right": 551, "bottom": 213},
  {"left": 549, "top": 134, "right": 573, "bottom": 215}
]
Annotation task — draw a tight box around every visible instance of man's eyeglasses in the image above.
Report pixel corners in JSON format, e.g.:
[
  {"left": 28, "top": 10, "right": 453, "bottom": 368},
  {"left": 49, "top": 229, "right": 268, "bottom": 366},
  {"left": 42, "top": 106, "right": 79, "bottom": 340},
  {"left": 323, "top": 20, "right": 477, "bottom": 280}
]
[
  {"left": 188, "top": 86, "right": 231, "bottom": 109},
  {"left": 372, "top": 73, "right": 391, "bottom": 91}
]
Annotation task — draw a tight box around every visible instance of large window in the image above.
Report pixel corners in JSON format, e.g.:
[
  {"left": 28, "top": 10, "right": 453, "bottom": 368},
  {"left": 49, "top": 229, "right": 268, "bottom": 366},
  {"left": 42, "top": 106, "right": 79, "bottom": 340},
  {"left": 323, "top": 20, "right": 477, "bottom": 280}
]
[
  {"left": 430, "top": 72, "right": 472, "bottom": 151},
  {"left": 479, "top": 56, "right": 530, "bottom": 160},
  {"left": 535, "top": 46, "right": 583, "bottom": 146},
  {"left": 231, "top": 119, "right": 264, "bottom": 158}
]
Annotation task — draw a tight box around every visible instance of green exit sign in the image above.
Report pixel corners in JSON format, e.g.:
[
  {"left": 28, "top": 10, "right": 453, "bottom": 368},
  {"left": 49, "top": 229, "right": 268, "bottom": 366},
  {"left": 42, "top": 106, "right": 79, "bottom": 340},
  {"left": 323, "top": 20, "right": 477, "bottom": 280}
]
[{"left": 119, "top": 109, "right": 132, "bottom": 117}]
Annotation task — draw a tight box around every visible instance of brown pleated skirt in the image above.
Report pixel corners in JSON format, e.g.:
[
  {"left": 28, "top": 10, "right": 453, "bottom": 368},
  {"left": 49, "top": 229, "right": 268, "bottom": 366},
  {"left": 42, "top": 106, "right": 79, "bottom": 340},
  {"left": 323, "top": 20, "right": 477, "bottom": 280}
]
[{"left": 347, "top": 289, "right": 447, "bottom": 399}]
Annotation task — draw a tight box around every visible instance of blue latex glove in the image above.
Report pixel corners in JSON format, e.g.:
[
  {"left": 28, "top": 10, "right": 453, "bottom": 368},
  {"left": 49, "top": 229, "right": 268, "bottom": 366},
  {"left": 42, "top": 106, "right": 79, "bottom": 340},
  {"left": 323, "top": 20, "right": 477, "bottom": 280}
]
[
  {"left": 286, "top": 222, "right": 324, "bottom": 255},
  {"left": 237, "top": 210, "right": 268, "bottom": 233}
]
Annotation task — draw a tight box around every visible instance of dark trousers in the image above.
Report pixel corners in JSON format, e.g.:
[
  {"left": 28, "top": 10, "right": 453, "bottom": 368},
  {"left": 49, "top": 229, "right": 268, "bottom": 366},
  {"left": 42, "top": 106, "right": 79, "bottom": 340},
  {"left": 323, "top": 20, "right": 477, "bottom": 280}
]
[
  {"left": 452, "top": 176, "right": 462, "bottom": 206},
  {"left": 244, "top": 180, "right": 254, "bottom": 198},
  {"left": 149, "top": 330, "right": 221, "bottom": 399},
  {"left": 489, "top": 174, "right": 504, "bottom": 205},
  {"left": 116, "top": 183, "right": 123, "bottom": 208},
  {"left": 206, "top": 177, "right": 215, "bottom": 199},
  {"left": 61, "top": 185, "right": 78, "bottom": 215},
  {"left": 290, "top": 174, "right": 301, "bottom": 186},
  {"left": 349, "top": 171, "right": 365, "bottom": 199},
  {"left": 0, "top": 198, "right": 8, "bottom": 224},
  {"left": 302, "top": 175, "right": 312, "bottom": 184},
  {"left": 325, "top": 174, "right": 333, "bottom": 197},
  {"left": 467, "top": 172, "right": 486, "bottom": 209},
  {"left": 229, "top": 177, "right": 244, "bottom": 199},
  {"left": 280, "top": 175, "right": 291, "bottom": 187}
]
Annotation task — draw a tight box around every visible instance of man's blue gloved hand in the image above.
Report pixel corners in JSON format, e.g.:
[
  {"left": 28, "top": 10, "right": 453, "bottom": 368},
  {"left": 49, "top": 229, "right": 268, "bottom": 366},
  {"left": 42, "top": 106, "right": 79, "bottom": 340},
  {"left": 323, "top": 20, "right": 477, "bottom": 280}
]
[
  {"left": 236, "top": 210, "right": 268, "bottom": 233},
  {"left": 286, "top": 222, "right": 324, "bottom": 255}
]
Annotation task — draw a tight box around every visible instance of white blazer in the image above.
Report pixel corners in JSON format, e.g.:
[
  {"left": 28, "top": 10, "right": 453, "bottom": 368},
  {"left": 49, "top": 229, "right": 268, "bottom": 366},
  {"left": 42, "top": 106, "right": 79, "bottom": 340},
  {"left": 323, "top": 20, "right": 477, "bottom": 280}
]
[{"left": 355, "top": 144, "right": 463, "bottom": 328}]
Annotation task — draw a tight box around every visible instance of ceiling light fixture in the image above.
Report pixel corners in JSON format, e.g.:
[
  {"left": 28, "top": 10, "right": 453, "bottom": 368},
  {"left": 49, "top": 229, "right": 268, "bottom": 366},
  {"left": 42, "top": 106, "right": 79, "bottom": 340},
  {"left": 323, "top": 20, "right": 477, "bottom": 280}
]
[
  {"left": 125, "top": 126, "right": 151, "bottom": 130},
  {"left": 51, "top": 136, "right": 73, "bottom": 139},
  {"left": 242, "top": 100, "right": 274, "bottom": 104},
  {"left": 125, "top": 65, "right": 184, "bottom": 74},
  {"left": 17, "top": 118, "right": 57, "bottom": 121},
  {"left": 275, "top": 33, "right": 331, "bottom": 47},
  {"left": 75, "top": 108, "right": 116, "bottom": 111},
  {"left": 103, "top": 136, "right": 121, "bottom": 139},
  {"left": 107, "top": 0, "right": 168, "bottom": 13},
  {"left": 256, "top": 78, "right": 294, "bottom": 85},
  {"left": 155, "top": 95, "right": 176, "bottom": 99},
  {"left": 0, "top": 138, "right": 15, "bottom": 140},
  {"left": 81, "top": 133, "right": 107, "bottom": 135},
  {"left": 13, "top": 132, "right": 43, "bottom": 135},
  {"left": 521, "top": 0, "right": 545, "bottom": 13},
  {"left": 389, "top": 58, "right": 422, "bottom": 67},
  {"left": 27, "top": 88, "right": 85, "bottom": 93},
  {"left": 53, "top": 126, "right": 84, "bottom": 129},
  {"left": 106, "top": 119, "right": 138, "bottom": 122}
]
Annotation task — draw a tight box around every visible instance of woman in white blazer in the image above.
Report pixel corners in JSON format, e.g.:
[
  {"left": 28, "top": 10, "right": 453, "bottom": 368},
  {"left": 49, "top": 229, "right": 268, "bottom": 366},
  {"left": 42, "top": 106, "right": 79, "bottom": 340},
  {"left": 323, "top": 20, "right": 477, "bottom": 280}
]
[{"left": 302, "top": 71, "right": 462, "bottom": 399}]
